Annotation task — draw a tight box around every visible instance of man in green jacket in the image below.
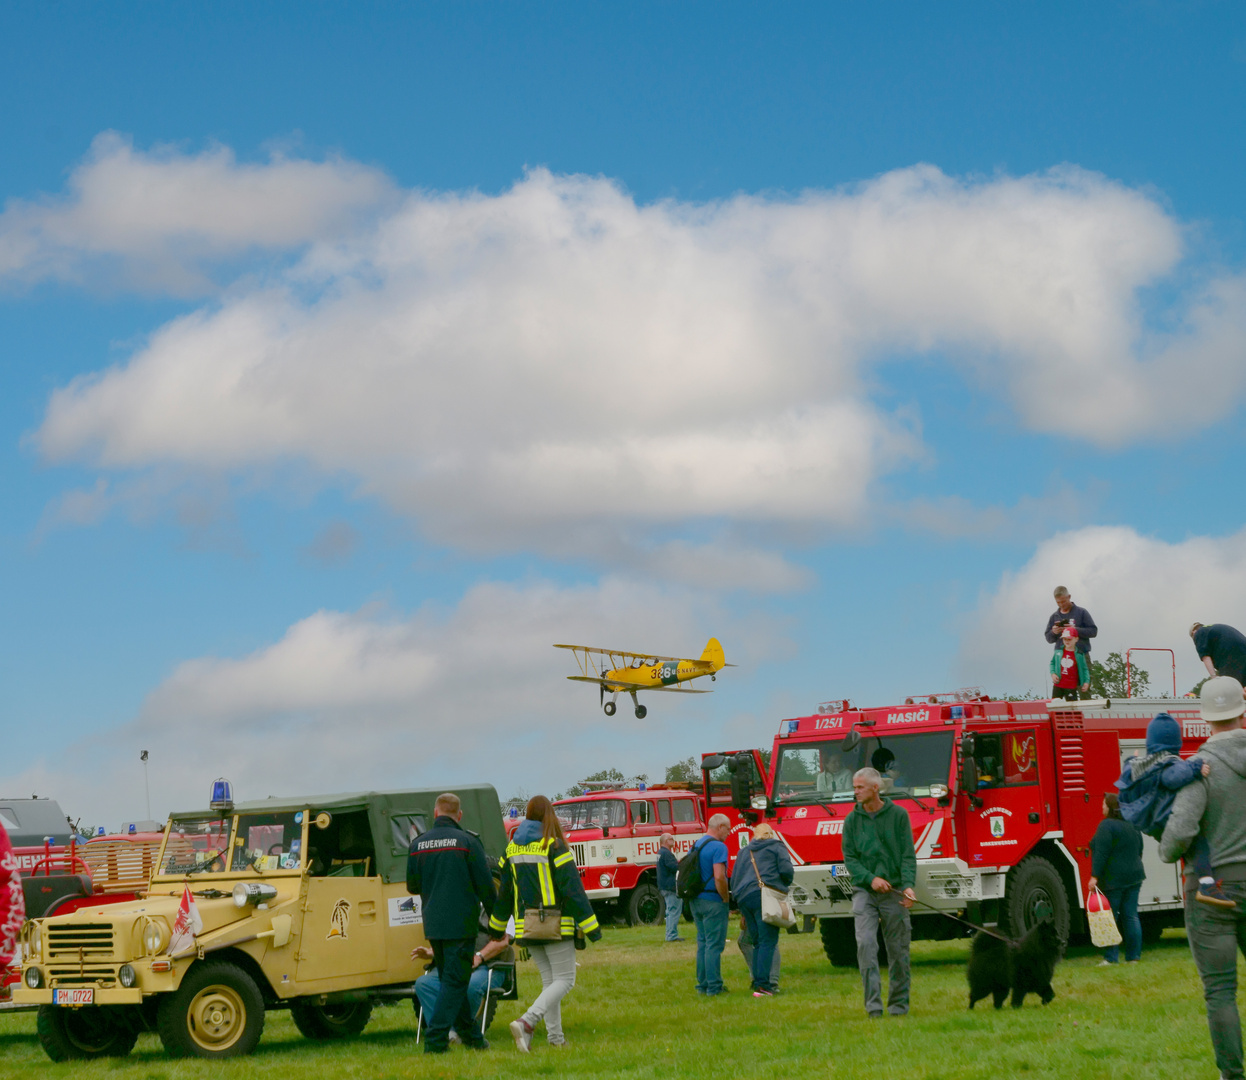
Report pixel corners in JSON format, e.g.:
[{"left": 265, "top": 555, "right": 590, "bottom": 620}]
[{"left": 842, "top": 767, "right": 917, "bottom": 1017}]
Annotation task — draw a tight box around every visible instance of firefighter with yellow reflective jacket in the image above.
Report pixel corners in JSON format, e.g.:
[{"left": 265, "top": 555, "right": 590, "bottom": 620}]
[{"left": 490, "top": 795, "right": 601, "bottom": 1052}]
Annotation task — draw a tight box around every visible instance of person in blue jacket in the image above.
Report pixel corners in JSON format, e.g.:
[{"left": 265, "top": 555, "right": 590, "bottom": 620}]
[
  {"left": 656, "top": 833, "right": 684, "bottom": 942},
  {"left": 1117, "top": 712, "right": 1226, "bottom": 907},
  {"left": 729, "top": 823, "right": 793, "bottom": 997}
]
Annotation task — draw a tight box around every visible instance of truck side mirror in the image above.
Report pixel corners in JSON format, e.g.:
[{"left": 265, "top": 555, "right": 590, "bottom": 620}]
[
  {"left": 727, "top": 753, "right": 754, "bottom": 811},
  {"left": 961, "top": 755, "right": 980, "bottom": 795},
  {"left": 700, "top": 754, "right": 726, "bottom": 772},
  {"left": 841, "top": 730, "right": 861, "bottom": 754}
]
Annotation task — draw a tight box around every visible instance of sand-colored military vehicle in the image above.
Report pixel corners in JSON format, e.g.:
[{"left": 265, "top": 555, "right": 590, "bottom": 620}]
[{"left": 13, "top": 785, "right": 505, "bottom": 1060}]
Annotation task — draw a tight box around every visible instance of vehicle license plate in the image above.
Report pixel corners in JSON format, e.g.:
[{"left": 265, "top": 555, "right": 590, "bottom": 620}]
[
  {"left": 830, "top": 865, "right": 846, "bottom": 877},
  {"left": 52, "top": 988, "right": 94, "bottom": 1006}
]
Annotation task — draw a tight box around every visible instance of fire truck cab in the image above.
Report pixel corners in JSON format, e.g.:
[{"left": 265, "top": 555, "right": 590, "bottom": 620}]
[
  {"left": 703, "top": 692, "right": 1197, "bottom": 967},
  {"left": 550, "top": 785, "right": 707, "bottom": 926}
]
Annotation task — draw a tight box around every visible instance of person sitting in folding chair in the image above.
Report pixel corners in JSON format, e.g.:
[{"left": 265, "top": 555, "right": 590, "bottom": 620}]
[{"left": 414, "top": 912, "right": 516, "bottom": 1043}]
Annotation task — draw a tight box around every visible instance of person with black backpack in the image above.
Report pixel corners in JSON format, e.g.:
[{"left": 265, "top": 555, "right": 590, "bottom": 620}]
[{"left": 676, "top": 814, "right": 731, "bottom": 996}]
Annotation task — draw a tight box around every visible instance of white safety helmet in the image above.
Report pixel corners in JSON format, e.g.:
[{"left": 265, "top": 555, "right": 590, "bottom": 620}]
[{"left": 1200, "top": 676, "right": 1246, "bottom": 723}]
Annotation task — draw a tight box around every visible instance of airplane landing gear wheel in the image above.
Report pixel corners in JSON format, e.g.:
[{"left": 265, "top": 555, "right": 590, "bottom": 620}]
[
  {"left": 603, "top": 701, "right": 617, "bottom": 716},
  {"left": 634, "top": 705, "right": 647, "bottom": 719}
]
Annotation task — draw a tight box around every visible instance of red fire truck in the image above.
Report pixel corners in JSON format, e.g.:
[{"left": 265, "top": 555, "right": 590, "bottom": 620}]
[
  {"left": 549, "top": 784, "right": 709, "bottom": 925},
  {"left": 701, "top": 690, "right": 1197, "bottom": 966}
]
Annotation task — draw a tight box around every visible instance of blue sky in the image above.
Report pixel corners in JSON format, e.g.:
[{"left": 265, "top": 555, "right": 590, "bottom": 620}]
[{"left": 3, "top": 2, "right": 1246, "bottom": 823}]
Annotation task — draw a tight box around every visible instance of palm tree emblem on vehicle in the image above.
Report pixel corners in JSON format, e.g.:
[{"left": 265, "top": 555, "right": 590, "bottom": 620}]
[{"left": 328, "top": 898, "right": 350, "bottom": 939}]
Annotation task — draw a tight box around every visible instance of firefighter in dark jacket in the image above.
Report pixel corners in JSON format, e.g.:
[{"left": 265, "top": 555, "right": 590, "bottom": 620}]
[
  {"left": 491, "top": 795, "right": 601, "bottom": 1051},
  {"left": 406, "top": 792, "right": 497, "bottom": 1054}
]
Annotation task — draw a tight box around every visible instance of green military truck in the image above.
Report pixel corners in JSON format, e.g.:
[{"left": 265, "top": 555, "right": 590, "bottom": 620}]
[{"left": 13, "top": 785, "right": 506, "bottom": 1060}]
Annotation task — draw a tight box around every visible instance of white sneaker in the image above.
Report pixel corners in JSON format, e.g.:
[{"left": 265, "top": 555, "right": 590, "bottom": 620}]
[
  {"left": 1097, "top": 960, "right": 1114, "bottom": 967},
  {"left": 509, "top": 1019, "right": 532, "bottom": 1052}
]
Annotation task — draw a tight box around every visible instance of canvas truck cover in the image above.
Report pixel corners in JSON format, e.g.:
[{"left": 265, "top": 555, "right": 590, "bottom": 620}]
[{"left": 169, "top": 786, "right": 506, "bottom": 886}]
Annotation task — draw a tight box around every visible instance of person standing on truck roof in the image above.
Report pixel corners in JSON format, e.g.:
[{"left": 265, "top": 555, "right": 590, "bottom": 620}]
[
  {"left": 1050, "top": 627, "right": 1091, "bottom": 701},
  {"left": 1159, "top": 676, "right": 1246, "bottom": 1080},
  {"left": 1190, "top": 623, "right": 1246, "bottom": 686},
  {"left": 406, "top": 792, "right": 498, "bottom": 1055},
  {"left": 0, "top": 819, "right": 24, "bottom": 971},
  {"left": 1044, "top": 586, "right": 1097, "bottom": 657},
  {"left": 842, "top": 767, "right": 917, "bottom": 1018},
  {"left": 656, "top": 833, "right": 685, "bottom": 943},
  {"left": 692, "top": 814, "right": 732, "bottom": 997}
]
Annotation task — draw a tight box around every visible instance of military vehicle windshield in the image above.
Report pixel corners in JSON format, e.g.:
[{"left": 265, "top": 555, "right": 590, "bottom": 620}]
[
  {"left": 158, "top": 816, "right": 233, "bottom": 875},
  {"left": 774, "top": 732, "right": 954, "bottom": 804},
  {"left": 231, "top": 811, "right": 305, "bottom": 872}
]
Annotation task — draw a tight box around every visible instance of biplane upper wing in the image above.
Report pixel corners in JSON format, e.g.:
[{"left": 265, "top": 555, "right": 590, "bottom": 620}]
[{"left": 553, "top": 643, "right": 684, "bottom": 662}]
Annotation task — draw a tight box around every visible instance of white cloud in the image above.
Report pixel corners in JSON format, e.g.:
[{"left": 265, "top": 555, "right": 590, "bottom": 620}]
[
  {"left": 22, "top": 145, "right": 1246, "bottom": 554},
  {"left": 0, "top": 132, "right": 394, "bottom": 292},
  {"left": 964, "top": 525, "right": 1246, "bottom": 695},
  {"left": 0, "top": 579, "right": 782, "bottom": 824}
]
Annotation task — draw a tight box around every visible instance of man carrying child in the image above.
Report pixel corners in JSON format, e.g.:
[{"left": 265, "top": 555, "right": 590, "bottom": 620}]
[{"left": 1159, "top": 677, "right": 1246, "bottom": 1080}]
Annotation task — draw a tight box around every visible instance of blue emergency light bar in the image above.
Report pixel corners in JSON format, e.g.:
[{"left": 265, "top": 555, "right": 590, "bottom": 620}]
[{"left": 210, "top": 778, "right": 234, "bottom": 812}]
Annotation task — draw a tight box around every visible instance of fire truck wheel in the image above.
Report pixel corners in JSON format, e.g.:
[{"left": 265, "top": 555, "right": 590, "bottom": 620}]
[
  {"left": 1003, "top": 856, "right": 1071, "bottom": 949},
  {"left": 626, "top": 882, "right": 664, "bottom": 925},
  {"left": 603, "top": 701, "right": 617, "bottom": 716},
  {"left": 36, "top": 1004, "right": 139, "bottom": 1061},
  {"left": 157, "top": 961, "right": 265, "bottom": 1058},
  {"left": 819, "top": 919, "right": 886, "bottom": 967},
  {"left": 290, "top": 999, "right": 373, "bottom": 1040}
]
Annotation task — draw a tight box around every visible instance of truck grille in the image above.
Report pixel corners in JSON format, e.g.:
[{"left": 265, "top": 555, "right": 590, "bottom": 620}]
[
  {"left": 48, "top": 966, "right": 118, "bottom": 987},
  {"left": 571, "top": 843, "right": 586, "bottom": 867},
  {"left": 47, "top": 924, "right": 116, "bottom": 960}
]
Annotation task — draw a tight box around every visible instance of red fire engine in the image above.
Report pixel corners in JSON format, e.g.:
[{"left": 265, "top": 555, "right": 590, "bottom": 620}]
[
  {"left": 548, "top": 784, "right": 709, "bottom": 925},
  {"left": 701, "top": 690, "right": 1197, "bottom": 966}
]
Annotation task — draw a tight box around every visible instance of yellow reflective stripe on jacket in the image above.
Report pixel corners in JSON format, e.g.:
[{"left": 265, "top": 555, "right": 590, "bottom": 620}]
[
  {"left": 505, "top": 837, "right": 558, "bottom": 907},
  {"left": 552, "top": 850, "right": 575, "bottom": 868},
  {"left": 578, "top": 911, "right": 600, "bottom": 934}
]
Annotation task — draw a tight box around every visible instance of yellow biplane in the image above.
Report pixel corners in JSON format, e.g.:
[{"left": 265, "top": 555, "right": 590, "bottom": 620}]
[{"left": 554, "top": 638, "right": 733, "bottom": 718}]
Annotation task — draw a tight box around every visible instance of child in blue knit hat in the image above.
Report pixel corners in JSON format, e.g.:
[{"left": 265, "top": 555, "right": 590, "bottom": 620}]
[{"left": 1116, "top": 712, "right": 1230, "bottom": 908}]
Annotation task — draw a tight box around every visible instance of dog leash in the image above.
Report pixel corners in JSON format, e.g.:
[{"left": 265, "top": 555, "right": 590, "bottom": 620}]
[{"left": 907, "top": 897, "right": 1016, "bottom": 945}]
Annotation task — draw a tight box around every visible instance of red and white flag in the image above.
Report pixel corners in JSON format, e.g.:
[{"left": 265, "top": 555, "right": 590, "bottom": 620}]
[{"left": 169, "top": 885, "right": 203, "bottom": 955}]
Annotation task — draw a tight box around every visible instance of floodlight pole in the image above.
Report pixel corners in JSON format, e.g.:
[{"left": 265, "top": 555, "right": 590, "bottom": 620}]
[{"left": 141, "top": 750, "right": 151, "bottom": 822}]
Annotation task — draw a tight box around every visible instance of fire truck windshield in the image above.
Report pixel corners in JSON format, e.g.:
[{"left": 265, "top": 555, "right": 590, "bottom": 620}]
[
  {"left": 555, "top": 799, "right": 627, "bottom": 832},
  {"left": 773, "top": 732, "right": 954, "bottom": 805}
]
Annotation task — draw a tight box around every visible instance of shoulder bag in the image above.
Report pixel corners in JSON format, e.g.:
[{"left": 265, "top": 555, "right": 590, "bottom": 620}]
[{"left": 749, "top": 847, "right": 797, "bottom": 929}]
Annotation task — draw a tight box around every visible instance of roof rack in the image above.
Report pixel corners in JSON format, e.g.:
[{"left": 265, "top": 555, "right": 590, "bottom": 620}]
[{"left": 902, "top": 687, "right": 987, "bottom": 705}]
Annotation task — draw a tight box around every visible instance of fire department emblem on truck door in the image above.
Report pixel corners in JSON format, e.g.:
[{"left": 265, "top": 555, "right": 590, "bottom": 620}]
[
  {"left": 990, "top": 816, "right": 1005, "bottom": 838},
  {"left": 328, "top": 898, "right": 350, "bottom": 940}
]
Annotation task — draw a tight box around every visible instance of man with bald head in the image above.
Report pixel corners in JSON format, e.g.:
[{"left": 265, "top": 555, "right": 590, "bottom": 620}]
[{"left": 842, "top": 767, "right": 917, "bottom": 1018}]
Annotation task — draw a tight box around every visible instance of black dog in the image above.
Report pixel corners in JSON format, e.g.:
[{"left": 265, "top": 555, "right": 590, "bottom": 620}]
[{"left": 967, "top": 919, "right": 1062, "bottom": 1009}]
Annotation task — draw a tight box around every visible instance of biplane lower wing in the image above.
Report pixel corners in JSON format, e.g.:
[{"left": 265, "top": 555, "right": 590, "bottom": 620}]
[{"left": 565, "top": 676, "right": 709, "bottom": 694}]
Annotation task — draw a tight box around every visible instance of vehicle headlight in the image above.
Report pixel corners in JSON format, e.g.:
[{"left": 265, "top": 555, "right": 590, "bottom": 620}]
[
  {"left": 598, "top": 873, "right": 611, "bottom": 887},
  {"left": 118, "top": 964, "right": 136, "bottom": 988},
  {"left": 24, "top": 967, "right": 42, "bottom": 989},
  {"left": 24, "top": 925, "right": 41, "bottom": 961},
  {"left": 143, "top": 919, "right": 166, "bottom": 956}
]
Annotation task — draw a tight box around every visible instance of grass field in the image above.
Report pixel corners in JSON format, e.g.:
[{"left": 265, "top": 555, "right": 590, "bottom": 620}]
[{"left": 0, "top": 925, "right": 1234, "bottom": 1080}]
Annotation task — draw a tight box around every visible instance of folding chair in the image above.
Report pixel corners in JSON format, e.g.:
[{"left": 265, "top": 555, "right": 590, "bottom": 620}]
[{"left": 478, "top": 956, "right": 519, "bottom": 1037}]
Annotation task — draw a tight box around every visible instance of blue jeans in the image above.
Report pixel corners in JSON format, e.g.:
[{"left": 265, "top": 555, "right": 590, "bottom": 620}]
[
  {"left": 692, "top": 894, "right": 728, "bottom": 994},
  {"left": 662, "top": 889, "right": 683, "bottom": 940},
  {"left": 415, "top": 963, "right": 504, "bottom": 1036},
  {"left": 1186, "top": 877, "right": 1246, "bottom": 1080},
  {"left": 737, "top": 891, "right": 780, "bottom": 992},
  {"left": 1100, "top": 883, "right": 1142, "bottom": 963}
]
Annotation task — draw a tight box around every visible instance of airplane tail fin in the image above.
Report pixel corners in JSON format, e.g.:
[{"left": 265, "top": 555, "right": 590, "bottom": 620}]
[{"left": 699, "top": 637, "right": 726, "bottom": 671}]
